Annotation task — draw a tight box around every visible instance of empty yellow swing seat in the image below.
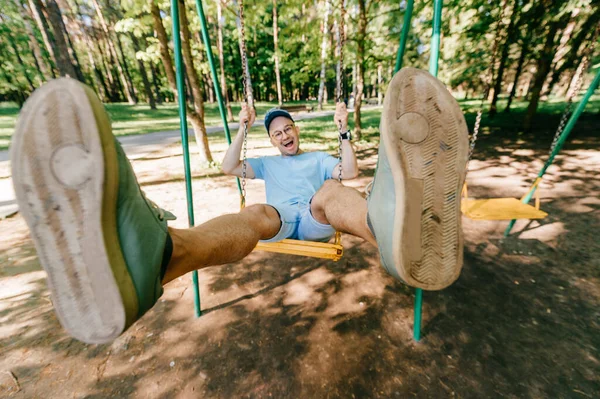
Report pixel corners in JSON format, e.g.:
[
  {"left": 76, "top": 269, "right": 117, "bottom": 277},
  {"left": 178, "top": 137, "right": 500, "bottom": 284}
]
[{"left": 461, "top": 178, "right": 548, "bottom": 221}]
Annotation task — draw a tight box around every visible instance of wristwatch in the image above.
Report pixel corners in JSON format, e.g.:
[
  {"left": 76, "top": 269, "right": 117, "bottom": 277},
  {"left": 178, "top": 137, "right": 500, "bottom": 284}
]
[{"left": 339, "top": 130, "right": 352, "bottom": 141}]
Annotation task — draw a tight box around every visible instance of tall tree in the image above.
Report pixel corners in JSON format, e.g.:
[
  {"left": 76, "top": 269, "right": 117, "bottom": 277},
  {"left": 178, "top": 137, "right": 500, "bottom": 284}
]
[
  {"left": 42, "top": 0, "right": 79, "bottom": 77},
  {"left": 90, "top": 0, "right": 136, "bottom": 103},
  {"left": 489, "top": 0, "right": 520, "bottom": 118},
  {"left": 14, "top": 0, "right": 53, "bottom": 80},
  {"left": 523, "top": 15, "right": 568, "bottom": 130},
  {"left": 353, "top": 0, "right": 368, "bottom": 140},
  {"left": 28, "top": 0, "right": 58, "bottom": 75},
  {"left": 216, "top": 0, "right": 234, "bottom": 121},
  {"left": 130, "top": 33, "right": 156, "bottom": 109},
  {"left": 177, "top": 0, "right": 213, "bottom": 163}
]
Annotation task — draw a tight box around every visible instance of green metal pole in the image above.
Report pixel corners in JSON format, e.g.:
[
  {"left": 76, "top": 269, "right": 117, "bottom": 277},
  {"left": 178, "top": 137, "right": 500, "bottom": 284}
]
[
  {"left": 411, "top": 0, "right": 444, "bottom": 343},
  {"left": 195, "top": 0, "right": 231, "bottom": 142},
  {"left": 194, "top": 0, "right": 243, "bottom": 195},
  {"left": 504, "top": 67, "right": 600, "bottom": 237},
  {"left": 429, "top": 0, "right": 443, "bottom": 77},
  {"left": 170, "top": 0, "right": 201, "bottom": 317},
  {"left": 413, "top": 288, "right": 423, "bottom": 341},
  {"left": 394, "top": 0, "right": 414, "bottom": 73}
]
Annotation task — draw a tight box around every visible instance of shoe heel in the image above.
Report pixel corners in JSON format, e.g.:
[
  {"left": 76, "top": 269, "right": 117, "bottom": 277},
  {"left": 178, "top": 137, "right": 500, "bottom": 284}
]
[{"left": 11, "top": 79, "right": 127, "bottom": 343}]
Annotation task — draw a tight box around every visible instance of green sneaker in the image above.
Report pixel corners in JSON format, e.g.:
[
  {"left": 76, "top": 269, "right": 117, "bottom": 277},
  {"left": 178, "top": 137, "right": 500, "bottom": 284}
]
[
  {"left": 368, "top": 68, "right": 469, "bottom": 290},
  {"left": 11, "top": 78, "right": 175, "bottom": 344}
]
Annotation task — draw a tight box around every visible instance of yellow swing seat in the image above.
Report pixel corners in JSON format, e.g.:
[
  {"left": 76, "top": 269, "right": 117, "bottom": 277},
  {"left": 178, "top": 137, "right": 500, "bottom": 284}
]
[
  {"left": 254, "top": 231, "right": 344, "bottom": 261},
  {"left": 240, "top": 196, "right": 344, "bottom": 261},
  {"left": 461, "top": 178, "right": 548, "bottom": 221}
]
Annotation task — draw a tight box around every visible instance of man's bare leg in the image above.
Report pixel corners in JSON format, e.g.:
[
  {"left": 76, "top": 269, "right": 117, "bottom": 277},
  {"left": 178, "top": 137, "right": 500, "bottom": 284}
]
[
  {"left": 310, "top": 180, "right": 377, "bottom": 247},
  {"left": 162, "top": 204, "right": 281, "bottom": 284}
]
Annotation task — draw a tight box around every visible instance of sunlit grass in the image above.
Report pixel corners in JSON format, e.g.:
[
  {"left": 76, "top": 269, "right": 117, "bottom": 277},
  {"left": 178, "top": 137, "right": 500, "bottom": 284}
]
[{"left": 0, "top": 95, "right": 598, "bottom": 151}]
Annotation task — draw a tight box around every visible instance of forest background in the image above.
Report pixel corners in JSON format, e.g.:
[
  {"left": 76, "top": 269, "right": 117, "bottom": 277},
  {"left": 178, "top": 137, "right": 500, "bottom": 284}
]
[{"left": 0, "top": 0, "right": 598, "bottom": 164}]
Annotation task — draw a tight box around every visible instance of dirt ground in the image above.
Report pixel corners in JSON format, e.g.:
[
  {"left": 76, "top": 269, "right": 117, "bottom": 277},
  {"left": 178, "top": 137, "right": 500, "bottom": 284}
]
[{"left": 1, "top": 120, "right": 599, "bottom": 398}]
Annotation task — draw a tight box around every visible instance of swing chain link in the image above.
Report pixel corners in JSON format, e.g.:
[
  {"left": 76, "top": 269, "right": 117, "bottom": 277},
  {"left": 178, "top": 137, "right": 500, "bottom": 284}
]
[
  {"left": 337, "top": 0, "right": 345, "bottom": 103},
  {"left": 548, "top": 27, "right": 597, "bottom": 156},
  {"left": 239, "top": 0, "right": 249, "bottom": 204},
  {"left": 469, "top": 109, "right": 482, "bottom": 161},
  {"left": 335, "top": 0, "right": 346, "bottom": 182}
]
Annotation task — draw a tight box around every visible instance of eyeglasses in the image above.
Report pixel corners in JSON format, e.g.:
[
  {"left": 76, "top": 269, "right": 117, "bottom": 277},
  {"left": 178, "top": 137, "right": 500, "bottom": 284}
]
[{"left": 271, "top": 124, "right": 295, "bottom": 140}]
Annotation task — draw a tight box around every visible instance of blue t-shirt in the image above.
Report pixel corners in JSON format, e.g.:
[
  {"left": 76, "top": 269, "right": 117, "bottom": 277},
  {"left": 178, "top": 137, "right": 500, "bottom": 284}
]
[{"left": 247, "top": 151, "right": 339, "bottom": 207}]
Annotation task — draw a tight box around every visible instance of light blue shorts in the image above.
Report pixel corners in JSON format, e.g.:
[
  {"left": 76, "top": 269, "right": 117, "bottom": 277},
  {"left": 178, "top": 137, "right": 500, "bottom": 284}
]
[{"left": 262, "top": 202, "right": 336, "bottom": 243}]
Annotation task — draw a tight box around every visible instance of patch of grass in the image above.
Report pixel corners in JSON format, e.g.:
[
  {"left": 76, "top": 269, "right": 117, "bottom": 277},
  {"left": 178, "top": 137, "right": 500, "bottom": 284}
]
[
  {"left": 0, "top": 100, "right": 335, "bottom": 151},
  {"left": 0, "top": 95, "right": 598, "bottom": 151}
]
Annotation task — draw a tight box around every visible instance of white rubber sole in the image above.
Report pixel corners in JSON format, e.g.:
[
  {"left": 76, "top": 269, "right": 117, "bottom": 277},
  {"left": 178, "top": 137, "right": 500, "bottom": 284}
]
[
  {"left": 382, "top": 68, "right": 469, "bottom": 290},
  {"left": 11, "top": 78, "right": 126, "bottom": 343}
]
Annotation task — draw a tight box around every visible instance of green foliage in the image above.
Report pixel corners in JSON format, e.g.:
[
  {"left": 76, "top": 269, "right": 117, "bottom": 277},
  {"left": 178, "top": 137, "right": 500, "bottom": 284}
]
[{"left": 0, "top": 0, "right": 597, "bottom": 126}]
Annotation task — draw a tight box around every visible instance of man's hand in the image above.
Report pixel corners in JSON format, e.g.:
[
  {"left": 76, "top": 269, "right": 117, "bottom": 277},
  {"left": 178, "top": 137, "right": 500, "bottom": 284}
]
[
  {"left": 239, "top": 103, "right": 256, "bottom": 130},
  {"left": 334, "top": 102, "right": 349, "bottom": 132}
]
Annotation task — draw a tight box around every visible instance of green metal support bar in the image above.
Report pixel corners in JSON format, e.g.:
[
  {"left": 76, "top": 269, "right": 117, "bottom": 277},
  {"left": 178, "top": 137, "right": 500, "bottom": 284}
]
[
  {"left": 170, "top": 0, "right": 201, "bottom": 317},
  {"left": 195, "top": 0, "right": 243, "bottom": 196},
  {"left": 413, "top": 288, "right": 423, "bottom": 341},
  {"left": 195, "top": 0, "right": 231, "bottom": 142},
  {"left": 504, "top": 67, "right": 600, "bottom": 237},
  {"left": 429, "top": 0, "right": 443, "bottom": 77},
  {"left": 410, "top": 0, "right": 444, "bottom": 343},
  {"left": 394, "top": 0, "right": 414, "bottom": 73}
]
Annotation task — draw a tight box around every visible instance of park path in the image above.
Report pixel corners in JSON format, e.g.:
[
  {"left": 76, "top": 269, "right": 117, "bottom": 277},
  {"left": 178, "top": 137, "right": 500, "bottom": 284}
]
[{"left": 0, "top": 107, "right": 372, "bottom": 218}]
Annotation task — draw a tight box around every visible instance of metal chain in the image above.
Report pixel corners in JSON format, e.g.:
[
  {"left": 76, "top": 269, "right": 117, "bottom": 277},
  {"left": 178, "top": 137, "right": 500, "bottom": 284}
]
[
  {"left": 336, "top": 0, "right": 346, "bottom": 182},
  {"left": 467, "top": 3, "right": 507, "bottom": 162},
  {"left": 238, "top": 0, "right": 249, "bottom": 203},
  {"left": 337, "top": 0, "right": 345, "bottom": 103},
  {"left": 548, "top": 26, "right": 597, "bottom": 155}
]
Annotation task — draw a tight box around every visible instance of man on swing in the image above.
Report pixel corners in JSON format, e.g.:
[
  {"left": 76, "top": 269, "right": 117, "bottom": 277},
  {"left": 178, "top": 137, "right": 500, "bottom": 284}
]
[{"left": 10, "top": 68, "right": 469, "bottom": 344}]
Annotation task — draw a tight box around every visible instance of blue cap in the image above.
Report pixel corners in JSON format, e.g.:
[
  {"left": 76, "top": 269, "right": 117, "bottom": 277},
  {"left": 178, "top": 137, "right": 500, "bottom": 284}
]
[{"left": 264, "top": 108, "right": 294, "bottom": 134}]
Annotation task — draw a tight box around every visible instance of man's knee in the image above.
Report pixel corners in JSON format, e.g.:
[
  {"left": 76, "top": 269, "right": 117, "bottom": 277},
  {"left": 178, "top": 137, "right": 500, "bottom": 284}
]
[
  {"left": 240, "top": 204, "right": 280, "bottom": 232},
  {"left": 313, "top": 179, "right": 342, "bottom": 204}
]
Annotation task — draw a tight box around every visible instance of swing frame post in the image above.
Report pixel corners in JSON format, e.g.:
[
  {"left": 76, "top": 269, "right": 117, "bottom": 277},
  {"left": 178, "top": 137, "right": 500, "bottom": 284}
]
[
  {"left": 406, "top": 0, "right": 444, "bottom": 343},
  {"left": 169, "top": 0, "right": 201, "bottom": 316},
  {"left": 394, "top": 0, "right": 414, "bottom": 72},
  {"left": 504, "top": 67, "right": 600, "bottom": 237},
  {"left": 195, "top": 0, "right": 243, "bottom": 194}
]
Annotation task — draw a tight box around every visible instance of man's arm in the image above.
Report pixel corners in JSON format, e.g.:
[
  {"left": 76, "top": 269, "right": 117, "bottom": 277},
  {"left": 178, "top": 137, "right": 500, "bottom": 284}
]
[
  {"left": 221, "top": 103, "right": 257, "bottom": 178},
  {"left": 331, "top": 102, "right": 359, "bottom": 180}
]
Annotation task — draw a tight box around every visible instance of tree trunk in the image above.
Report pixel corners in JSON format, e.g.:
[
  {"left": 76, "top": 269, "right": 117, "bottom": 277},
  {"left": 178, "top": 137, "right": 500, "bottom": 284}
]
[
  {"left": 353, "top": 0, "right": 367, "bottom": 140},
  {"left": 16, "top": 1, "right": 52, "bottom": 81},
  {"left": 130, "top": 34, "right": 156, "bottom": 109},
  {"left": 504, "top": 38, "right": 529, "bottom": 113},
  {"left": 546, "top": 9, "right": 600, "bottom": 96},
  {"left": 90, "top": 0, "right": 136, "bottom": 103},
  {"left": 179, "top": 0, "right": 213, "bottom": 164},
  {"left": 54, "top": 0, "right": 86, "bottom": 82},
  {"left": 27, "top": 0, "right": 58, "bottom": 76},
  {"left": 44, "top": 0, "right": 78, "bottom": 78},
  {"left": 523, "top": 20, "right": 562, "bottom": 130},
  {"left": 317, "top": 0, "right": 331, "bottom": 110},
  {"left": 489, "top": 0, "right": 519, "bottom": 118},
  {"left": 116, "top": 34, "right": 138, "bottom": 103},
  {"left": 91, "top": 27, "right": 121, "bottom": 102},
  {"left": 151, "top": 1, "right": 178, "bottom": 101},
  {"left": 216, "top": 0, "right": 234, "bottom": 121},
  {"left": 272, "top": 0, "right": 283, "bottom": 106},
  {"left": 149, "top": 62, "right": 164, "bottom": 104}
]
